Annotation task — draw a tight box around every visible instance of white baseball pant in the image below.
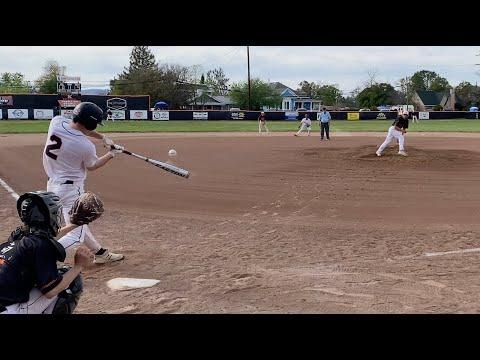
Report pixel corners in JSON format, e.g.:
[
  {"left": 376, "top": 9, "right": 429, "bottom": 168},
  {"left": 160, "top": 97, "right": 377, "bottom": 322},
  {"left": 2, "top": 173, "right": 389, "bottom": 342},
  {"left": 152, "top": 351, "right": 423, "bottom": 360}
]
[
  {"left": 259, "top": 121, "right": 269, "bottom": 133},
  {"left": 296, "top": 124, "right": 311, "bottom": 135},
  {"left": 377, "top": 126, "right": 405, "bottom": 153},
  {"left": 47, "top": 180, "right": 102, "bottom": 253},
  {"left": 0, "top": 288, "right": 58, "bottom": 314}
]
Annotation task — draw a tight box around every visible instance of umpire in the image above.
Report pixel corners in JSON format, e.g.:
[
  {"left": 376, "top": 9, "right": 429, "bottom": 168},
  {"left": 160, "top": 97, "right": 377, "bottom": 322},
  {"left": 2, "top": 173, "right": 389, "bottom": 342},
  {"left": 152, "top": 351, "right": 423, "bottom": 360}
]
[
  {"left": 0, "top": 191, "right": 90, "bottom": 314},
  {"left": 318, "top": 107, "right": 332, "bottom": 140}
]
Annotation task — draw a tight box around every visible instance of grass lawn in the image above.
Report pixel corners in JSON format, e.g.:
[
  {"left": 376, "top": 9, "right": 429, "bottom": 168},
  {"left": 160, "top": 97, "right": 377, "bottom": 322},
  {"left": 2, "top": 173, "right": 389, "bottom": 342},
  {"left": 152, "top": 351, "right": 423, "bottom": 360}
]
[{"left": 0, "top": 120, "right": 479, "bottom": 134}]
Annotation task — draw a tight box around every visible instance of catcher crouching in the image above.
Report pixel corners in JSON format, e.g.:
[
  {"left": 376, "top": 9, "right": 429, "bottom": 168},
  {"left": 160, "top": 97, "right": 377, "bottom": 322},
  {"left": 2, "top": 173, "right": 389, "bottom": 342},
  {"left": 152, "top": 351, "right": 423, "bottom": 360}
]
[{"left": 0, "top": 191, "right": 104, "bottom": 314}]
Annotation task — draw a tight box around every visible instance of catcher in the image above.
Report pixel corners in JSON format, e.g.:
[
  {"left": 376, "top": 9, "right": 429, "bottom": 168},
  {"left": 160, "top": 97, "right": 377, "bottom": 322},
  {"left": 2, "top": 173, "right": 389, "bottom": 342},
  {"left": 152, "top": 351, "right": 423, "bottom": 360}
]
[{"left": 0, "top": 191, "right": 104, "bottom": 314}]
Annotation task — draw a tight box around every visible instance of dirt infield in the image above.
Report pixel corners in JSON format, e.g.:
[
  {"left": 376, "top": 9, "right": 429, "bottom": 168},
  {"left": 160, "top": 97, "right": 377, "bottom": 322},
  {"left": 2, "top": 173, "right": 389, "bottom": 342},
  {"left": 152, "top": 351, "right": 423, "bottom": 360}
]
[{"left": 2, "top": 132, "right": 480, "bottom": 313}]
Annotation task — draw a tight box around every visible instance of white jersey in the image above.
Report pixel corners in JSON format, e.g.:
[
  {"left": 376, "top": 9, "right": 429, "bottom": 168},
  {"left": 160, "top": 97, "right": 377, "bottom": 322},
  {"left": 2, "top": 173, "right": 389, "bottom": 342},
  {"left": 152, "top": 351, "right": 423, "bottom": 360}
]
[
  {"left": 42, "top": 116, "right": 98, "bottom": 183},
  {"left": 301, "top": 118, "right": 312, "bottom": 127}
]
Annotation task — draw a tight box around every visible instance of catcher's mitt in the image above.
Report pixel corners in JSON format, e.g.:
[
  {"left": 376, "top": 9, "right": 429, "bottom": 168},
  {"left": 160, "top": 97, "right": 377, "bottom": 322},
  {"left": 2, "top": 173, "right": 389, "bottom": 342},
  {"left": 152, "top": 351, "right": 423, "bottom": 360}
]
[{"left": 69, "top": 192, "right": 104, "bottom": 225}]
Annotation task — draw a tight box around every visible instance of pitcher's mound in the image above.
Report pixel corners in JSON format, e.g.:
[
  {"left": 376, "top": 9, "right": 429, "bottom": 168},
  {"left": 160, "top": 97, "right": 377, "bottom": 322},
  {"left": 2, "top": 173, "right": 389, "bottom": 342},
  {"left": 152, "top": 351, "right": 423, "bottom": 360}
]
[{"left": 107, "top": 278, "right": 160, "bottom": 291}]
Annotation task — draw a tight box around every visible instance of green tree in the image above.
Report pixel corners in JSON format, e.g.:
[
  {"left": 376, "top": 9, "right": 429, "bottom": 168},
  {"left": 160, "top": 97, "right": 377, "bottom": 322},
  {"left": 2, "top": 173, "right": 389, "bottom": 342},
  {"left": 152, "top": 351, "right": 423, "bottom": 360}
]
[
  {"left": 410, "top": 70, "right": 450, "bottom": 92},
  {"left": 200, "top": 74, "right": 205, "bottom": 84},
  {"left": 124, "top": 46, "right": 156, "bottom": 74},
  {"left": 0, "top": 72, "right": 31, "bottom": 93},
  {"left": 297, "top": 81, "right": 317, "bottom": 98},
  {"left": 35, "top": 60, "right": 63, "bottom": 94},
  {"left": 357, "top": 83, "right": 396, "bottom": 109},
  {"left": 230, "top": 78, "right": 282, "bottom": 110},
  {"left": 455, "top": 81, "right": 480, "bottom": 108},
  {"left": 317, "top": 84, "right": 342, "bottom": 106},
  {"left": 205, "top": 67, "right": 230, "bottom": 95}
]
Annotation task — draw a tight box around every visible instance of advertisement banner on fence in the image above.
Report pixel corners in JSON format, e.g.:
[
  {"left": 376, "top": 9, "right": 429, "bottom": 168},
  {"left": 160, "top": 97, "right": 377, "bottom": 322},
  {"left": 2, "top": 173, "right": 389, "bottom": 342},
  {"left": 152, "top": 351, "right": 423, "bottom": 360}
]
[
  {"left": 419, "top": 112, "right": 429, "bottom": 120},
  {"left": 61, "top": 109, "right": 74, "bottom": 119},
  {"left": 193, "top": 111, "right": 208, "bottom": 120},
  {"left": 0, "top": 95, "right": 13, "bottom": 106},
  {"left": 8, "top": 109, "right": 29, "bottom": 119},
  {"left": 376, "top": 112, "right": 387, "bottom": 120},
  {"left": 34, "top": 109, "right": 54, "bottom": 119},
  {"left": 111, "top": 110, "right": 125, "bottom": 120},
  {"left": 152, "top": 111, "right": 169, "bottom": 120},
  {"left": 285, "top": 111, "right": 298, "bottom": 120},
  {"left": 230, "top": 111, "right": 245, "bottom": 120},
  {"left": 347, "top": 112, "right": 360, "bottom": 121},
  {"left": 130, "top": 110, "right": 148, "bottom": 120}
]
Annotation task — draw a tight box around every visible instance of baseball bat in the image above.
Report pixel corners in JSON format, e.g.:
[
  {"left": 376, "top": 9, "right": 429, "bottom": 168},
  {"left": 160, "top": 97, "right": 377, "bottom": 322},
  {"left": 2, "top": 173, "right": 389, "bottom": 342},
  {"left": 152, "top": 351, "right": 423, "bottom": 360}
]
[{"left": 113, "top": 146, "right": 190, "bottom": 179}]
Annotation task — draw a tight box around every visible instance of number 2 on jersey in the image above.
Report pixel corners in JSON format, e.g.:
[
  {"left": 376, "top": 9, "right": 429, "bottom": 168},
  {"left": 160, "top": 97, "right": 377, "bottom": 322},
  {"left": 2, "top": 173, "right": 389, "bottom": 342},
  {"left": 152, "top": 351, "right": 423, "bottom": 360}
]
[{"left": 45, "top": 134, "right": 62, "bottom": 160}]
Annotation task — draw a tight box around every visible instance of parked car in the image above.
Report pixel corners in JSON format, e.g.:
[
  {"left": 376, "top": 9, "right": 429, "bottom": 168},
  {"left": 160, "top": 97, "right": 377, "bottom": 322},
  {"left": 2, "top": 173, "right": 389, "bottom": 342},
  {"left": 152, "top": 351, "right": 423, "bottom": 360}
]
[
  {"left": 359, "top": 108, "right": 371, "bottom": 112},
  {"left": 229, "top": 107, "right": 241, "bottom": 112},
  {"left": 296, "top": 108, "right": 308, "bottom": 112}
]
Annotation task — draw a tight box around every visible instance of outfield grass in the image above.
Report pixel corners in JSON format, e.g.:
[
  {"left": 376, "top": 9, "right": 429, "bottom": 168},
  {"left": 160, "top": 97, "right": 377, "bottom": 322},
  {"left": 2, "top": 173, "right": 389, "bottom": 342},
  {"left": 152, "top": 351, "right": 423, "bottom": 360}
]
[{"left": 0, "top": 120, "right": 479, "bottom": 134}]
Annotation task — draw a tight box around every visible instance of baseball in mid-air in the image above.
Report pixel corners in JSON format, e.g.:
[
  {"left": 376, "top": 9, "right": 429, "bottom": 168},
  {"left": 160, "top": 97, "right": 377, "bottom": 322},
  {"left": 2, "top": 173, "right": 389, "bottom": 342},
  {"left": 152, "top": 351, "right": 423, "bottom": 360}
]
[{"left": 168, "top": 149, "right": 177, "bottom": 157}]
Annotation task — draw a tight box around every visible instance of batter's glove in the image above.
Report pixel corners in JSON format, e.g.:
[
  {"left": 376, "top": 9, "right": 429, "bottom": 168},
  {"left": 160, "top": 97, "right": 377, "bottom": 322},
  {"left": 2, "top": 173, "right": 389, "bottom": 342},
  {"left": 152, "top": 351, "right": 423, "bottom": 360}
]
[
  {"left": 108, "top": 144, "right": 124, "bottom": 157},
  {"left": 69, "top": 192, "right": 105, "bottom": 226}
]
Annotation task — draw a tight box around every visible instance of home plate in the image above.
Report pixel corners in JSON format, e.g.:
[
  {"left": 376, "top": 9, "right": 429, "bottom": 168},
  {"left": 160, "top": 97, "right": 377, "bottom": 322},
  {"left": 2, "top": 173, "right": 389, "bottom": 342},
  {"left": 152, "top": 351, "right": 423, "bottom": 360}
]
[{"left": 107, "top": 278, "right": 160, "bottom": 291}]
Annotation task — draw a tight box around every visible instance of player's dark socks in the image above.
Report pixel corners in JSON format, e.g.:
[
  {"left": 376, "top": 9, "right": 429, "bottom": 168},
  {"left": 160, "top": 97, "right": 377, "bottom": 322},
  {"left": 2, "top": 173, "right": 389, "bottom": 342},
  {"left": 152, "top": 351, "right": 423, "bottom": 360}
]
[{"left": 95, "top": 248, "right": 107, "bottom": 255}]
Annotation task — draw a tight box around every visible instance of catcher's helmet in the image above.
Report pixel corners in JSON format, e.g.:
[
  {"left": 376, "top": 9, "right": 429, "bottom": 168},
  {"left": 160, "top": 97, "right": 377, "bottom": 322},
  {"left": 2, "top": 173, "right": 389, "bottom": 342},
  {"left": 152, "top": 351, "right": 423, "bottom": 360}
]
[
  {"left": 72, "top": 102, "right": 104, "bottom": 130},
  {"left": 17, "top": 191, "right": 63, "bottom": 236}
]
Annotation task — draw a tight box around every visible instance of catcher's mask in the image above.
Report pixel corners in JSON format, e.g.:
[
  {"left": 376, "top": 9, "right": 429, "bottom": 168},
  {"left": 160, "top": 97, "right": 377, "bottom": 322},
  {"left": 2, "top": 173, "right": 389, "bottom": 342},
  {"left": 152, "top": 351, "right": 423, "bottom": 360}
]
[{"left": 17, "top": 191, "right": 64, "bottom": 236}]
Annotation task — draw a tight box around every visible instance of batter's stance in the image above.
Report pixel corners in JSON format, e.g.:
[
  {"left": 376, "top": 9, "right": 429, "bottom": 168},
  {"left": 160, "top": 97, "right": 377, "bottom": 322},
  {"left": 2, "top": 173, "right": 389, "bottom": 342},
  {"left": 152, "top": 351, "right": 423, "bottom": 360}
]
[
  {"left": 376, "top": 110, "right": 409, "bottom": 157},
  {"left": 43, "top": 102, "right": 124, "bottom": 263}
]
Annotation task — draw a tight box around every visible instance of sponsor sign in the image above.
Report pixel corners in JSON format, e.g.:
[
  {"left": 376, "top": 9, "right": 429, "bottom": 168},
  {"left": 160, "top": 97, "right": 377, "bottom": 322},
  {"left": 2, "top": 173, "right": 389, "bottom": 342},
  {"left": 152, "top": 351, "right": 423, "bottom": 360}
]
[
  {"left": 419, "top": 112, "right": 429, "bottom": 120},
  {"left": 130, "top": 110, "right": 148, "bottom": 120},
  {"left": 111, "top": 110, "right": 125, "bottom": 120},
  {"left": 152, "top": 111, "right": 169, "bottom": 120},
  {"left": 34, "top": 109, "right": 54, "bottom": 119},
  {"left": 61, "top": 109, "right": 74, "bottom": 119},
  {"left": 347, "top": 112, "right": 360, "bottom": 121},
  {"left": 231, "top": 111, "right": 245, "bottom": 120},
  {"left": 193, "top": 111, "right": 208, "bottom": 120},
  {"left": 107, "top": 97, "right": 127, "bottom": 110},
  {"left": 58, "top": 99, "right": 81, "bottom": 108},
  {"left": 285, "top": 111, "right": 298, "bottom": 120},
  {"left": 8, "top": 109, "right": 28, "bottom": 119},
  {"left": 376, "top": 112, "right": 387, "bottom": 120}
]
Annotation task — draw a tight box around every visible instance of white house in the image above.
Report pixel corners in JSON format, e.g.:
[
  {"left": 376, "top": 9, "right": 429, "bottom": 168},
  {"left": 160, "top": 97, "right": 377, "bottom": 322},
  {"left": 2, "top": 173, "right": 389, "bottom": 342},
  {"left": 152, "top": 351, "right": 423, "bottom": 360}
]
[{"left": 266, "top": 82, "right": 322, "bottom": 111}]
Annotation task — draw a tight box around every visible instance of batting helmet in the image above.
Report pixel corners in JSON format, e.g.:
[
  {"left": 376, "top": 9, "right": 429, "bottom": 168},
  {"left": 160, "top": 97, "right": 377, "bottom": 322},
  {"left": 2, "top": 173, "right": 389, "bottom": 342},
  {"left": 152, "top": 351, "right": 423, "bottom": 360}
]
[
  {"left": 72, "top": 102, "right": 104, "bottom": 130},
  {"left": 17, "top": 191, "right": 63, "bottom": 236}
]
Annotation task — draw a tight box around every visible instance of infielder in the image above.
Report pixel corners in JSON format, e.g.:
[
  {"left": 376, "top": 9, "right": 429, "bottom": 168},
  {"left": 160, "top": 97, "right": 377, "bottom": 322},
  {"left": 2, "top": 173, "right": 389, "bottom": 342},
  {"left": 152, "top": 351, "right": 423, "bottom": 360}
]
[
  {"left": 0, "top": 191, "right": 90, "bottom": 314},
  {"left": 106, "top": 109, "right": 114, "bottom": 122},
  {"left": 258, "top": 111, "right": 269, "bottom": 133},
  {"left": 294, "top": 113, "right": 312, "bottom": 136},
  {"left": 43, "top": 102, "right": 124, "bottom": 264},
  {"left": 376, "top": 110, "right": 409, "bottom": 157}
]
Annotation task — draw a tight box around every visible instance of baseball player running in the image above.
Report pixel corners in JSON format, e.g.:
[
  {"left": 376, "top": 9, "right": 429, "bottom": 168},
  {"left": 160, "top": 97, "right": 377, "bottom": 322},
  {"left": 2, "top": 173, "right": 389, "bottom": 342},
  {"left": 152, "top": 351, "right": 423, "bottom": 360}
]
[
  {"left": 376, "top": 110, "right": 409, "bottom": 157},
  {"left": 43, "top": 102, "right": 124, "bottom": 264},
  {"left": 294, "top": 113, "right": 312, "bottom": 136},
  {"left": 0, "top": 191, "right": 90, "bottom": 314},
  {"left": 258, "top": 111, "right": 269, "bottom": 133}
]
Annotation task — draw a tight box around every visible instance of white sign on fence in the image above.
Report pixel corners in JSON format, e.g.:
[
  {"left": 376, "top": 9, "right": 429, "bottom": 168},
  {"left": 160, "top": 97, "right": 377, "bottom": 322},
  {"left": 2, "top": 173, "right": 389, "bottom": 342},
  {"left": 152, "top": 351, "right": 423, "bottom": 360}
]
[
  {"left": 61, "top": 109, "right": 74, "bottom": 119},
  {"left": 419, "top": 112, "right": 429, "bottom": 120},
  {"left": 8, "top": 109, "right": 29, "bottom": 119},
  {"left": 152, "top": 111, "right": 169, "bottom": 120},
  {"left": 193, "top": 111, "right": 208, "bottom": 120},
  {"left": 111, "top": 110, "right": 126, "bottom": 120},
  {"left": 34, "top": 109, "right": 54, "bottom": 119},
  {"left": 130, "top": 110, "right": 148, "bottom": 120}
]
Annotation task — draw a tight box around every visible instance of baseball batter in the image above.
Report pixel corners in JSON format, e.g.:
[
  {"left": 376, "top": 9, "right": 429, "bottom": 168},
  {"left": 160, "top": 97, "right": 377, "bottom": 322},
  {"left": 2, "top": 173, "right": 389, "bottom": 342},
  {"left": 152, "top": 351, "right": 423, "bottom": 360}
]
[
  {"left": 376, "top": 110, "right": 409, "bottom": 157},
  {"left": 258, "top": 111, "right": 269, "bottom": 133},
  {"left": 294, "top": 114, "right": 312, "bottom": 136},
  {"left": 43, "top": 102, "right": 124, "bottom": 263}
]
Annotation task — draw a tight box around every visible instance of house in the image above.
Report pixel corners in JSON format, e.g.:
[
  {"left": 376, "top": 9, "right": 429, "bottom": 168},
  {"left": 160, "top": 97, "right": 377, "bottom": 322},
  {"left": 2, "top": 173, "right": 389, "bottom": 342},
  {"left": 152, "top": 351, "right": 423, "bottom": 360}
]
[
  {"left": 266, "top": 82, "right": 322, "bottom": 111},
  {"left": 187, "top": 86, "right": 234, "bottom": 110},
  {"left": 412, "top": 89, "right": 463, "bottom": 111}
]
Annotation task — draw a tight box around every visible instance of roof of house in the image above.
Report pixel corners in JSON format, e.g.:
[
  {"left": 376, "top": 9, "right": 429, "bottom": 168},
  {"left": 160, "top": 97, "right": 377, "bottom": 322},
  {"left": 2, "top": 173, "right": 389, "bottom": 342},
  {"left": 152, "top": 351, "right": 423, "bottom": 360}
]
[
  {"left": 188, "top": 94, "right": 233, "bottom": 106},
  {"left": 416, "top": 91, "right": 445, "bottom": 106}
]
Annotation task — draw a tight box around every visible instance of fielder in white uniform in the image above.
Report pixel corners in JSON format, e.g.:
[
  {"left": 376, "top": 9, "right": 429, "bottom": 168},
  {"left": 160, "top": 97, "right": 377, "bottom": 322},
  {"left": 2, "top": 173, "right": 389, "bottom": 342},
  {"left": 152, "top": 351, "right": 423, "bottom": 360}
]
[
  {"left": 376, "top": 110, "right": 409, "bottom": 157},
  {"left": 294, "top": 114, "right": 312, "bottom": 136},
  {"left": 43, "top": 102, "right": 124, "bottom": 264}
]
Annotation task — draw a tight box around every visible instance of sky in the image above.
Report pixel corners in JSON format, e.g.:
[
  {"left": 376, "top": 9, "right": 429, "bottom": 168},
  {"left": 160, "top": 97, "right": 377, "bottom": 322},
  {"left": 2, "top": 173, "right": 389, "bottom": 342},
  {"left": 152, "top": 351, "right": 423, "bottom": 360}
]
[{"left": 0, "top": 46, "right": 479, "bottom": 95}]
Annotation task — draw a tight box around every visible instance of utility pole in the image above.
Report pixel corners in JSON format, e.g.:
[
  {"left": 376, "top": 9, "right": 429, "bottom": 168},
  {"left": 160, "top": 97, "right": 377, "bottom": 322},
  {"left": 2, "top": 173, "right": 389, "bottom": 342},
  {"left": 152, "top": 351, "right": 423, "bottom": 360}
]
[{"left": 247, "top": 46, "right": 251, "bottom": 110}]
